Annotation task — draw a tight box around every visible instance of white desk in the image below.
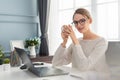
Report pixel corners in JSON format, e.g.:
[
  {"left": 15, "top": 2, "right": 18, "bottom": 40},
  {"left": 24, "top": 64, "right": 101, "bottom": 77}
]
[
  {"left": 0, "top": 67, "right": 70, "bottom": 80},
  {"left": 0, "top": 66, "right": 110, "bottom": 80},
  {"left": 0, "top": 63, "right": 110, "bottom": 80},
  {"left": 0, "top": 63, "right": 73, "bottom": 80}
]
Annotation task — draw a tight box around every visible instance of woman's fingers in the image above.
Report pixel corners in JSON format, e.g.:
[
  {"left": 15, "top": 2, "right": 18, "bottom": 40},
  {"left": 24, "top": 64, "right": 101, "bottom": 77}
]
[
  {"left": 61, "top": 33, "right": 68, "bottom": 42},
  {"left": 61, "top": 25, "right": 67, "bottom": 32},
  {"left": 67, "top": 25, "right": 73, "bottom": 32},
  {"left": 61, "top": 24, "right": 74, "bottom": 39},
  {"left": 64, "top": 27, "right": 71, "bottom": 34},
  {"left": 63, "top": 25, "right": 74, "bottom": 35}
]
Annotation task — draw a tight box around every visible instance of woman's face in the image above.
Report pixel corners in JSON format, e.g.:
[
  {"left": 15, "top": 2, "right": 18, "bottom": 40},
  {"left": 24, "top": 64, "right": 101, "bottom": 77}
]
[{"left": 73, "top": 13, "right": 92, "bottom": 33}]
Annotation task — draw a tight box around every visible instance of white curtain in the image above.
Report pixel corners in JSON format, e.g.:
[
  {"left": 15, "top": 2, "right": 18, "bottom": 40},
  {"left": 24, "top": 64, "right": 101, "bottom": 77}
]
[{"left": 48, "top": 0, "right": 60, "bottom": 55}]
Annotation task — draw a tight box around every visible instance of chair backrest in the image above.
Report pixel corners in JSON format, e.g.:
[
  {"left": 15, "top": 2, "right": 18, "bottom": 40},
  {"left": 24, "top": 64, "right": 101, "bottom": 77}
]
[
  {"left": 10, "top": 40, "right": 25, "bottom": 51},
  {"left": 106, "top": 41, "right": 120, "bottom": 66},
  {"left": 105, "top": 41, "right": 120, "bottom": 80}
]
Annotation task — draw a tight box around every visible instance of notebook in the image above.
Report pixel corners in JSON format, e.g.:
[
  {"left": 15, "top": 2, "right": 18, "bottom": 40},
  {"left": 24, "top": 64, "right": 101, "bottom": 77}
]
[{"left": 15, "top": 47, "right": 69, "bottom": 77}]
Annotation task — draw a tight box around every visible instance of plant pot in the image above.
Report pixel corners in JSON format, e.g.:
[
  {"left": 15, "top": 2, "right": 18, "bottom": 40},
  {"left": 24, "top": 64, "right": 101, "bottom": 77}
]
[
  {"left": 28, "top": 46, "right": 36, "bottom": 58},
  {"left": 3, "top": 63, "right": 10, "bottom": 71},
  {"left": 0, "top": 64, "right": 4, "bottom": 71}
]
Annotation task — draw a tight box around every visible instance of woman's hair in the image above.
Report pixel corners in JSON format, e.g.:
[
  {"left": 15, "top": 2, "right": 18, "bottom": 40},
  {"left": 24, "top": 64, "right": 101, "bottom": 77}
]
[{"left": 73, "top": 8, "right": 92, "bottom": 19}]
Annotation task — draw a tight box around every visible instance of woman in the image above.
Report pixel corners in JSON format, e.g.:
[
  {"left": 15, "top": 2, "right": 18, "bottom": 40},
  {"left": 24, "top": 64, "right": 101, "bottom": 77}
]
[{"left": 52, "top": 8, "right": 110, "bottom": 80}]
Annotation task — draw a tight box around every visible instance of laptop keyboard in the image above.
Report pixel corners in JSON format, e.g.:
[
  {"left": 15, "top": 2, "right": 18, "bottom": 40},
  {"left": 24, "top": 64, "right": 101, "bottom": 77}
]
[{"left": 29, "top": 66, "right": 69, "bottom": 77}]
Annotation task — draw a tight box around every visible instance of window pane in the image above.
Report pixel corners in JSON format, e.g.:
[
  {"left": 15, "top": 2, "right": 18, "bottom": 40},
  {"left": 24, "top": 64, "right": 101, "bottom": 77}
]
[
  {"left": 97, "top": 3, "right": 118, "bottom": 40},
  {"left": 75, "top": 0, "right": 91, "bottom": 7},
  {"left": 97, "top": 0, "right": 117, "bottom": 3},
  {"left": 59, "top": 0, "right": 73, "bottom": 10},
  {"left": 59, "top": 10, "right": 74, "bottom": 26}
]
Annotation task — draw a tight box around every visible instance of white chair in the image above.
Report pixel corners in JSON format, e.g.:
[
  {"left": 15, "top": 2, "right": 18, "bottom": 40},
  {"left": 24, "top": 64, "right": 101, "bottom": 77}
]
[
  {"left": 10, "top": 40, "right": 25, "bottom": 51},
  {"left": 106, "top": 41, "right": 120, "bottom": 80}
]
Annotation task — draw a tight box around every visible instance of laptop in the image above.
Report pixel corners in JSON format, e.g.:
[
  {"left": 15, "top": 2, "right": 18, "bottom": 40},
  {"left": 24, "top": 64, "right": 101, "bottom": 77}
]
[{"left": 15, "top": 47, "right": 69, "bottom": 77}]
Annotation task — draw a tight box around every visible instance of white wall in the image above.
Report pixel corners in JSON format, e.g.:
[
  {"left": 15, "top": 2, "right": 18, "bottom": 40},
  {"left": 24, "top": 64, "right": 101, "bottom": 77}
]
[{"left": 0, "top": 0, "right": 39, "bottom": 52}]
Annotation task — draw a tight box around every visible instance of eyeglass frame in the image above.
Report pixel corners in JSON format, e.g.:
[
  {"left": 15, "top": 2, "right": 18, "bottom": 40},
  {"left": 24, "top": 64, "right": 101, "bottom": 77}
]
[{"left": 72, "top": 18, "right": 87, "bottom": 26}]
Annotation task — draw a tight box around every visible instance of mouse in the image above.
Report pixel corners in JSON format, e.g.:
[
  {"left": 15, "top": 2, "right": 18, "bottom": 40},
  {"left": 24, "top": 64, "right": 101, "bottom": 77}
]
[
  {"left": 20, "top": 65, "right": 27, "bottom": 69},
  {"left": 33, "top": 62, "right": 44, "bottom": 65}
]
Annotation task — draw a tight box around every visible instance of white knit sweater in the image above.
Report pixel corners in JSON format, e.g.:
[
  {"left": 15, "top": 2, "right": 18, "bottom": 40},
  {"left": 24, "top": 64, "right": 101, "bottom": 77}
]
[{"left": 52, "top": 37, "right": 110, "bottom": 80}]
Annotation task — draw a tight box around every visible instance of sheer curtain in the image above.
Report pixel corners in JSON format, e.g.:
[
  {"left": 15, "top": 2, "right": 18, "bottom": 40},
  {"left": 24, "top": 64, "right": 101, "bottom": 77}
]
[
  {"left": 48, "top": 0, "right": 119, "bottom": 55},
  {"left": 97, "top": 0, "right": 119, "bottom": 40},
  {"left": 48, "top": 0, "right": 60, "bottom": 55}
]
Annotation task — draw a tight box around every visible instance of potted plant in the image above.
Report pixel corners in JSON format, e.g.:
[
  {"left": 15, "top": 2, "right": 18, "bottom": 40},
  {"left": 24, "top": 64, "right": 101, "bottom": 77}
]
[
  {"left": 3, "top": 58, "right": 10, "bottom": 64},
  {"left": 0, "top": 45, "right": 4, "bottom": 71},
  {"left": 0, "top": 53, "right": 4, "bottom": 65},
  {"left": 0, "top": 45, "right": 11, "bottom": 71},
  {"left": 3, "top": 58, "right": 10, "bottom": 71},
  {"left": 0, "top": 45, "right": 4, "bottom": 65},
  {"left": 25, "top": 37, "right": 40, "bottom": 58}
]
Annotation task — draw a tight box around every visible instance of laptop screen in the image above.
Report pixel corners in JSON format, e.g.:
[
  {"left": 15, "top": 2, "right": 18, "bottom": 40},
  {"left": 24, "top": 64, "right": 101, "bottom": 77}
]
[{"left": 15, "top": 47, "right": 33, "bottom": 68}]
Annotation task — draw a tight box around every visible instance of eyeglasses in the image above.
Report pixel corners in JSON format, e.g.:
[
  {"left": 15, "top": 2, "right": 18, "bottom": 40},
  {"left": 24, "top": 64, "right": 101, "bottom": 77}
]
[{"left": 72, "top": 18, "right": 86, "bottom": 26}]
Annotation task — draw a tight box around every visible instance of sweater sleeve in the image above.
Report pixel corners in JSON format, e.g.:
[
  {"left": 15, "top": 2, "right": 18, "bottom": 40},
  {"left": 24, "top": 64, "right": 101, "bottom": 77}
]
[
  {"left": 72, "top": 39, "right": 108, "bottom": 71},
  {"left": 52, "top": 44, "right": 72, "bottom": 66}
]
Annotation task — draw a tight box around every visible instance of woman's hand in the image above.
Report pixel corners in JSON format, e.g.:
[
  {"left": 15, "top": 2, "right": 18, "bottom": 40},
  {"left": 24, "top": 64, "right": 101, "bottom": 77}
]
[
  {"left": 61, "top": 25, "right": 69, "bottom": 47},
  {"left": 64, "top": 25, "right": 79, "bottom": 45}
]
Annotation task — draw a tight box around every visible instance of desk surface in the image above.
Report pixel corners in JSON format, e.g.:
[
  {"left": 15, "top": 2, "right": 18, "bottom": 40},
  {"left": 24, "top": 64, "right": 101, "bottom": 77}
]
[
  {"left": 0, "top": 67, "right": 69, "bottom": 80},
  {"left": 0, "top": 63, "right": 111, "bottom": 80},
  {"left": 0, "top": 63, "right": 72, "bottom": 80}
]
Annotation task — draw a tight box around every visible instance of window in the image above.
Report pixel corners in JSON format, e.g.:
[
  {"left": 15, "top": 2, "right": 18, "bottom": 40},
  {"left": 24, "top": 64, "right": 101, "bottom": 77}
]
[
  {"left": 97, "top": 0, "right": 118, "bottom": 40},
  {"left": 48, "top": 0, "right": 119, "bottom": 55}
]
